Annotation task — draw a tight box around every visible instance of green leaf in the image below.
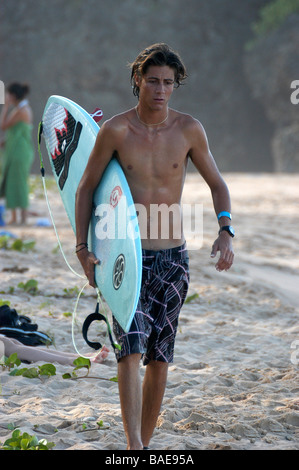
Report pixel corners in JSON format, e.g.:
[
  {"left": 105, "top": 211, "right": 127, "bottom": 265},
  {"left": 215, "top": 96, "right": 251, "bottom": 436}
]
[
  {"left": 63, "top": 311, "right": 72, "bottom": 317},
  {"left": 21, "top": 367, "right": 39, "bottom": 378},
  {"left": 109, "top": 376, "right": 118, "bottom": 382},
  {"left": 12, "top": 429, "right": 21, "bottom": 439},
  {"left": 11, "top": 239, "right": 24, "bottom": 251},
  {"left": 7, "top": 423, "right": 16, "bottom": 431},
  {"left": 9, "top": 368, "right": 23, "bottom": 376},
  {"left": 5, "top": 352, "right": 21, "bottom": 368},
  {"left": 0, "top": 235, "right": 9, "bottom": 249},
  {"left": 8, "top": 352, "right": 18, "bottom": 362},
  {"left": 4, "top": 439, "right": 19, "bottom": 449},
  {"left": 21, "top": 438, "right": 30, "bottom": 450},
  {"left": 38, "top": 364, "right": 56, "bottom": 376},
  {"left": 1, "top": 428, "right": 56, "bottom": 450},
  {"left": 62, "top": 373, "right": 72, "bottom": 379},
  {"left": 185, "top": 293, "right": 199, "bottom": 304},
  {"left": 18, "top": 279, "right": 38, "bottom": 294},
  {"left": 22, "top": 240, "right": 36, "bottom": 252},
  {"left": 73, "top": 356, "right": 91, "bottom": 368},
  {"left": 29, "top": 435, "right": 39, "bottom": 447}
]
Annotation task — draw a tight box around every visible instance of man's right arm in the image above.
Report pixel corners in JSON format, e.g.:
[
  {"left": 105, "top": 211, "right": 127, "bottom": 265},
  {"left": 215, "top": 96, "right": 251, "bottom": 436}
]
[{"left": 75, "top": 120, "right": 117, "bottom": 286}]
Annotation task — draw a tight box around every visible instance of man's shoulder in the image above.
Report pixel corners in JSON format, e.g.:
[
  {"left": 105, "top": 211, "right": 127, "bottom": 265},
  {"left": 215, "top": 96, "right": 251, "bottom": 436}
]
[
  {"left": 99, "top": 109, "right": 133, "bottom": 140},
  {"left": 171, "top": 109, "right": 202, "bottom": 126},
  {"left": 104, "top": 109, "right": 133, "bottom": 128},
  {"left": 171, "top": 109, "right": 205, "bottom": 135}
]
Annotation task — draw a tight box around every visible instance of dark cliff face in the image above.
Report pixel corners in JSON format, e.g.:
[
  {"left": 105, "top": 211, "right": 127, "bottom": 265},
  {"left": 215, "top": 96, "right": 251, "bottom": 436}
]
[
  {"left": 1, "top": 0, "right": 295, "bottom": 173},
  {"left": 244, "top": 13, "right": 299, "bottom": 172}
]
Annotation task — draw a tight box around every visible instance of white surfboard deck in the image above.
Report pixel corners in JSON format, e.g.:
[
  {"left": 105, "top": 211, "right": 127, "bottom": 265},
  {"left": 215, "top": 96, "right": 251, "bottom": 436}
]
[{"left": 41, "top": 95, "right": 142, "bottom": 332}]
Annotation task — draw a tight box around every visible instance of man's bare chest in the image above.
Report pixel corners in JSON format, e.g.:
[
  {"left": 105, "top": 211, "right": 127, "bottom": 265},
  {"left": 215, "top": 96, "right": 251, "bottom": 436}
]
[{"left": 117, "top": 128, "right": 189, "bottom": 176}]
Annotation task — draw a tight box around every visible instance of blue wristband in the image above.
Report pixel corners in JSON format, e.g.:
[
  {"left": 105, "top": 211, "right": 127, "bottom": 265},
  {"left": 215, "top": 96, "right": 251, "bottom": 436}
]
[{"left": 217, "top": 211, "right": 231, "bottom": 220}]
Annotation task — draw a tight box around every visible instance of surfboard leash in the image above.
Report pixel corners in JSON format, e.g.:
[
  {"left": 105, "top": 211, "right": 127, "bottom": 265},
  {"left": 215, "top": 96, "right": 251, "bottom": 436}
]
[
  {"left": 71, "top": 283, "right": 120, "bottom": 359},
  {"left": 82, "top": 288, "right": 121, "bottom": 352},
  {"left": 37, "top": 122, "right": 85, "bottom": 280},
  {"left": 72, "top": 282, "right": 120, "bottom": 357}
]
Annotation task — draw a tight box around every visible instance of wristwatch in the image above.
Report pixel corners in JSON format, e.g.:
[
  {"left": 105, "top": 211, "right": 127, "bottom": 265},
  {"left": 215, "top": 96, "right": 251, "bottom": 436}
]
[{"left": 219, "top": 225, "right": 235, "bottom": 238}]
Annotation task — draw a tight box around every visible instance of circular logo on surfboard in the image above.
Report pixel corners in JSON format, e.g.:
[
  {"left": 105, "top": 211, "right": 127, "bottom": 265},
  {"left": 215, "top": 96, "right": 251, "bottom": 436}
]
[
  {"left": 110, "top": 186, "right": 122, "bottom": 208},
  {"left": 113, "top": 254, "right": 125, "bottom": 290}
]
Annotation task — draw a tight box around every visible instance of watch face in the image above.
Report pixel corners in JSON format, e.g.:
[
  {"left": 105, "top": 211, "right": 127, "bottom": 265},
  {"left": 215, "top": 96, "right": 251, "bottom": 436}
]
[{"left": 220, "top": 226, "right": 235, "bottom": 237}]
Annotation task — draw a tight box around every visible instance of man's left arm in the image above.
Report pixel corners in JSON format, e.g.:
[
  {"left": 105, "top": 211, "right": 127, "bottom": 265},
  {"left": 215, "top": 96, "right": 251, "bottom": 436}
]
[{"left": 187, "top": 118, "right": 234, "bottom": 271}]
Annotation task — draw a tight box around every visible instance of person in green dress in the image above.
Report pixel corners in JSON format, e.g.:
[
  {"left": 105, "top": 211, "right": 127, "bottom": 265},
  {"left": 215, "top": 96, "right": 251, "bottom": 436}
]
[{"left": 0, "top": 83, "right": 34, "bottom": 225}]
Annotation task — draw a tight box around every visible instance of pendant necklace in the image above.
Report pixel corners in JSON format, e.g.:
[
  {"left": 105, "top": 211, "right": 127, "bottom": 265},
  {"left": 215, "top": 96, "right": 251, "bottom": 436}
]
[{"left": 135, "top": 106, "right": 168, "bottom": 127}]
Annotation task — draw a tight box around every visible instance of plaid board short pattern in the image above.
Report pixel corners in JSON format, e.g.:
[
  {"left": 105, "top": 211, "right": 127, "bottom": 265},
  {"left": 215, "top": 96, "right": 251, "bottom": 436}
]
[{"left": 113, "top": 243, "right": 190, "bottom": 365}]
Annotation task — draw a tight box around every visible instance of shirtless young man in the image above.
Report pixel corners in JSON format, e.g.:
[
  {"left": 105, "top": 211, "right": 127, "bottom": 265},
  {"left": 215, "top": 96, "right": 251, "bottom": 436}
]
[{"left": 75, "top": 43, "right": 234, "bottom": 450}]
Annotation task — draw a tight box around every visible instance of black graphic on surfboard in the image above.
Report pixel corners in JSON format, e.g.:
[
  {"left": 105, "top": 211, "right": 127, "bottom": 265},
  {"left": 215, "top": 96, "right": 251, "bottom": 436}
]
[
  {"left": 113, "top": 254, "right": 125, "bottom": 290},
  {"left": 51, "top": 110, "right": 82, "bottom": 189}
]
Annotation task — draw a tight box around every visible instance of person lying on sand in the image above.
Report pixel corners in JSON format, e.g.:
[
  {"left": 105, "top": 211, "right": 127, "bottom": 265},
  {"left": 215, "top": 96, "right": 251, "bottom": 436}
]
[{"left": 0, "top": 335, "right": 109, "bottom": 366}]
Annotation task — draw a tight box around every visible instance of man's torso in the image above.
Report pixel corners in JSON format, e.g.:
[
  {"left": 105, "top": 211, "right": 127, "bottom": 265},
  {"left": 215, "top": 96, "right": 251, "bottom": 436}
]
[{"left": 111, "top": 108, "right": 194, "bottom": 250}]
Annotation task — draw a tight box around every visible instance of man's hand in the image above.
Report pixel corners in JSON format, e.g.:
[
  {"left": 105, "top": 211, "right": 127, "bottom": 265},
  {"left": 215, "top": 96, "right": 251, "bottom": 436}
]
[
  {"left": 76, "top": 249, "right": 100, "bottom": 287},
  {"left": 210, "top": 232, "right": 234, "bottom": 272}
]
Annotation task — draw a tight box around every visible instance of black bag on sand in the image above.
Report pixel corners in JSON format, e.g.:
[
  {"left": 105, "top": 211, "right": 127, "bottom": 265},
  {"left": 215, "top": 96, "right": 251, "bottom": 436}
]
[{"left": 0, "top": 304, "right": 52, "bottom": 346}]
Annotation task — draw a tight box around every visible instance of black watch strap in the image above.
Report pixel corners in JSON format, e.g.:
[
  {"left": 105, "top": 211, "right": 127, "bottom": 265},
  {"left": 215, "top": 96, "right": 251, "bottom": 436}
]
[{"left": 219, "top": 225, "right": 235, "bottom": 237}]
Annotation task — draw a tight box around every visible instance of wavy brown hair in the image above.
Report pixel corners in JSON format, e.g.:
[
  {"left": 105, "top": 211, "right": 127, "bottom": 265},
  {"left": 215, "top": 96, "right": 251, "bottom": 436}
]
[{"left": 130, "top": 43, "right": 187, "bottom": 98}]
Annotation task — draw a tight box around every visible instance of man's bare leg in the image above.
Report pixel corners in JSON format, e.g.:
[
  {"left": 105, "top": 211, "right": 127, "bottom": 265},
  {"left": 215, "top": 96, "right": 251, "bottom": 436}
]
[
  {"left": 141, "top": 360, "right": 168, "bottom": 448},
  {"left": 118, "top": 353, "right": 143, "bottom": 450}
]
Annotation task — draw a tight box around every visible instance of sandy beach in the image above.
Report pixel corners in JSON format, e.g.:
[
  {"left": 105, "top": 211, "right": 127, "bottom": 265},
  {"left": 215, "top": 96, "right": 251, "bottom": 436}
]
[{"left": 0, "top": 172, "right": 298, "bottom": 450}]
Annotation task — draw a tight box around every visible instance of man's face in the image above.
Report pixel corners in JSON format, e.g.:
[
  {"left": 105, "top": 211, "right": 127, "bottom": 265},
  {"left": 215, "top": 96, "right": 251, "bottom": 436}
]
[{"left": 136, "top": 65, "right": 175, "bottom": 110}]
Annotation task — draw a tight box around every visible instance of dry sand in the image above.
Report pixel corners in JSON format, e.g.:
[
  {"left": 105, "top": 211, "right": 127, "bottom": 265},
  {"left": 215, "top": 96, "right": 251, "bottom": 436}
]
[{"left": 0, "top": 173, "right": 298, "bottom": 450}]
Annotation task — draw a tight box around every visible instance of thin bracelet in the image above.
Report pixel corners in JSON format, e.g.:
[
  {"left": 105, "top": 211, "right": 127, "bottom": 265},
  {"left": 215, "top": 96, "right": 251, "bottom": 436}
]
[
  {"left": 76, "top": 242, "right": 88, "bottom": 248},
  {"left": 217, "top": 211, "right": 231, "bottom": 220},
  {"left": 75, "top": 245, "right": 88, "bottom": 254}
]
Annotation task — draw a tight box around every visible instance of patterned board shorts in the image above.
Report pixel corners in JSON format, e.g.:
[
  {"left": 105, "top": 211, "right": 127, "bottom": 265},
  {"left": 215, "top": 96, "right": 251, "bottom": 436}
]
[{"left": 113, "top": 242, "right": 190, "bottom": 365}]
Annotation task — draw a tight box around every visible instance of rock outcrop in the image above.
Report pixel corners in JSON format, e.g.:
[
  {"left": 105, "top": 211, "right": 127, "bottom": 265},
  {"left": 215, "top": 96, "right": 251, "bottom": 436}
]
[
  {"left": 244, "top": 14, "right": 299, "bottom": 172},
  {"left": 1, "top": 0, "right": 297, "bottom": 172}
]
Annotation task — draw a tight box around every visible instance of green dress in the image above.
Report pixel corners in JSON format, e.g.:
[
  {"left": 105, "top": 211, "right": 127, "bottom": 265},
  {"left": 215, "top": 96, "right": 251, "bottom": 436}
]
[{"left": 0, "top": 121, "right": 34, "bottom": 209}]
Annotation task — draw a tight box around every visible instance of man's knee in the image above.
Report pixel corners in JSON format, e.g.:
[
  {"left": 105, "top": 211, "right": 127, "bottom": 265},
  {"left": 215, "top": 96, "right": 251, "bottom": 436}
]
[
  {"left": 146, "top": 359, "right": 169, "bottom": 377},
  {"left": 119, "top": 353, "right": 142, "bottom": 367}
]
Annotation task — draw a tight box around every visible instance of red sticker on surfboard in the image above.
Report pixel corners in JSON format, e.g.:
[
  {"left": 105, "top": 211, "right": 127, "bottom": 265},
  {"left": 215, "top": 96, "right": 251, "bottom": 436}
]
[
  {"left": 110, "top": 186, "right": 122, "bottom": 208},
  {"left": 90, "top": 108, "right": 103, "bottom": 123}
]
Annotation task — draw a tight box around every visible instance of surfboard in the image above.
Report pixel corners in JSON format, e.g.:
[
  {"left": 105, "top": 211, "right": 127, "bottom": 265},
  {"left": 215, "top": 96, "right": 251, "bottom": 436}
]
[{"left": 40, "top": 95, "right": 142, "bottom": 333}]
